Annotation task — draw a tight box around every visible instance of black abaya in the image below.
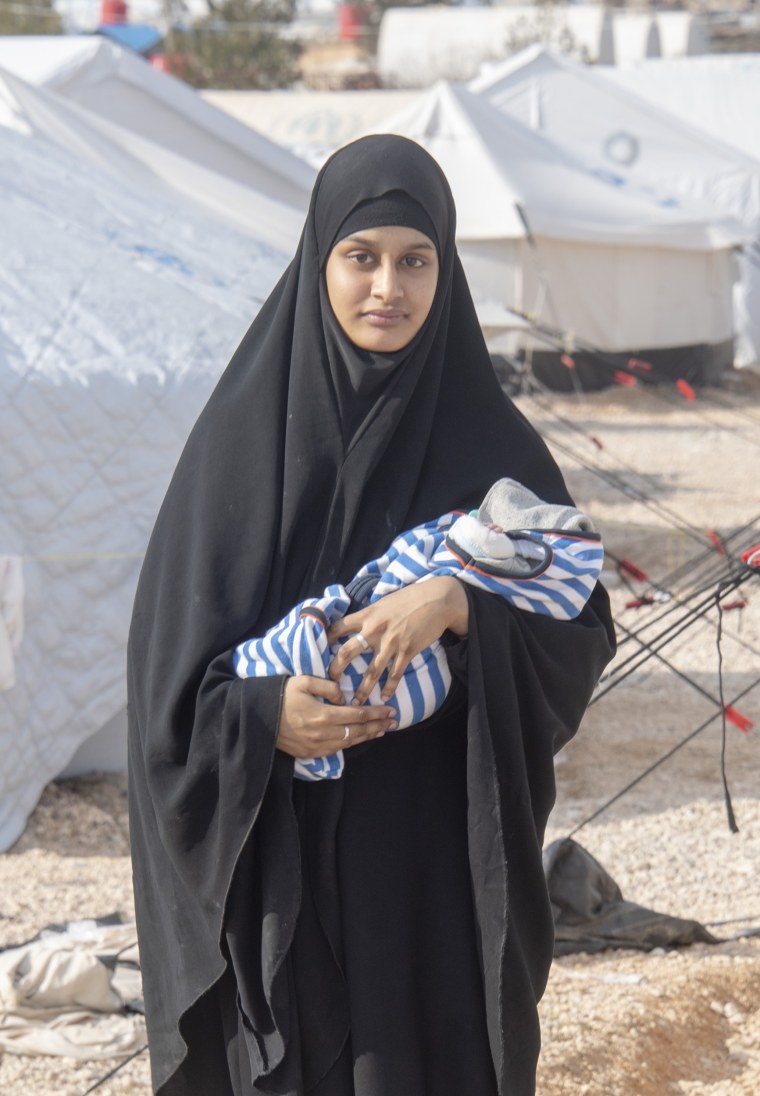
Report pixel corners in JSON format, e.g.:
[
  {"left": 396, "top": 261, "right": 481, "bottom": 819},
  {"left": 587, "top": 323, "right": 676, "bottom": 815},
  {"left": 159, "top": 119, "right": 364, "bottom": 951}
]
[{"left": 127, "top": 135, "right": 616, "bottom": 1096}]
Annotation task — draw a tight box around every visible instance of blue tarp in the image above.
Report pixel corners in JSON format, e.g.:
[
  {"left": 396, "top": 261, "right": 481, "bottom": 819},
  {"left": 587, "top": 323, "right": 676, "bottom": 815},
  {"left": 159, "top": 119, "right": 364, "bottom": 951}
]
[{"left": 96, "top": 24, "right": 162, "bottom": 55}]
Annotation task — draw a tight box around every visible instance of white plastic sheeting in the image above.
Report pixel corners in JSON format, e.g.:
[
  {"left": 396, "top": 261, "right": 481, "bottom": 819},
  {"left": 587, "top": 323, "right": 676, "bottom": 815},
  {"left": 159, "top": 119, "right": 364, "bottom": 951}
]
[
  {"left": 0, "top": 121, "right": 288, "bottom": 851},
  {"left": 0, "top": 36, "right": 316, "bottom": 212},
  {"left": 607, "top": 54, "right": 760, "bottom": 165},
  {"left": 471, "top": 47, "right": 760, "bottom": 367},
  {"left": 0, "top": 67, "right": 305, "bottom": 252},
  {"left": 365, "top": 81, "right": 745, "bottom": 354}
]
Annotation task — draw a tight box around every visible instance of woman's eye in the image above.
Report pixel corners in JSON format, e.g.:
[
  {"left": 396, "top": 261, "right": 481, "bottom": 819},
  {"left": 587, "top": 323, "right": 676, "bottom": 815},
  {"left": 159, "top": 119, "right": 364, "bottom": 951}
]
[
  {"left": 403, "top": 256, "right": 425, "bottom": 268},
  {"left": 349, "top": 252, "right": 374, "bottom": 265}
]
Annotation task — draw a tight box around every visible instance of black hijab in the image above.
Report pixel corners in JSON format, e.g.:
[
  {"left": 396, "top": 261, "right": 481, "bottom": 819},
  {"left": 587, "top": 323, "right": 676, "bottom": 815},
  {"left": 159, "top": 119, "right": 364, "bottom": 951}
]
[
  {"left": 319, "top": 187, "right": 440, "bottom": 442},
  {"left": 128, "top": 135, "right": 615, "bottom": 1096}
]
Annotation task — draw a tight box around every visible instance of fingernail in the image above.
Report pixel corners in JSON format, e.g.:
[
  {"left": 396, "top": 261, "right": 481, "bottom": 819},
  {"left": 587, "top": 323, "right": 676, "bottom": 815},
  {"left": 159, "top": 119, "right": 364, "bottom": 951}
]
[
  {"left": 351, "top": 697, "right": 362, "bottom": 707},
  {"left": 388, "top": 721, "right": 398, "bottom": 731}
]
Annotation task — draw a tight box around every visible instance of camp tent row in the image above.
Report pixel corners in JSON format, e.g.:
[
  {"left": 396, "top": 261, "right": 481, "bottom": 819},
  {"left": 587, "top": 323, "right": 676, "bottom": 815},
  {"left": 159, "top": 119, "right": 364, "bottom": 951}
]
[
  {"left": 362, "top": 78, "right": 747, "bottom": 384},
  {"left": 4, "top": 37, "right": 755, "bottom": 376},
  {"left": 469, "top": 46, "right": 760, "bottom": 371},
  {"left": 194, "top": 46, "right": 759, "bottom": 376}
]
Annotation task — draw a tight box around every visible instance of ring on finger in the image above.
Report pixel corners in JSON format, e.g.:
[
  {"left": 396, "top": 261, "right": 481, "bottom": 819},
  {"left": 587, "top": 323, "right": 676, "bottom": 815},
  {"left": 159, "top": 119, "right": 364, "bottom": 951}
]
[
  {"left": 342, "top": 724, "right": 351, "bottom": 742},
  {"left": 355, "top": 632, "right": 371, "bottom": 652}
]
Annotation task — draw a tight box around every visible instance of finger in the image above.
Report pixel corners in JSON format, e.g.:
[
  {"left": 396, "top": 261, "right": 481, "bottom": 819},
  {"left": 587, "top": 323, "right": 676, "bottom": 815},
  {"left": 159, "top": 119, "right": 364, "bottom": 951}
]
[
  {"left": 300, "top": 675, "right": 344, "bottom": 704},
  {"left": 378, "top": 655, "right": 410, "bottom": 702},
  {"left": 353, "top": 650, "right": 400, "bottom": 706},
  {"left": 327, "top": 700, "right": 395, "bottom": 726},
  {"left": 328, "top": 633, "right": 375, "bottom": 682},
  {"left": 299, "top": 709, "right": 396, "bottom": 755},
  {"left": 342, "top": 716, "right": 397, "bottom": 748},
  {"left": 326, "top": 609, "right": 366, "bottom": 645}
]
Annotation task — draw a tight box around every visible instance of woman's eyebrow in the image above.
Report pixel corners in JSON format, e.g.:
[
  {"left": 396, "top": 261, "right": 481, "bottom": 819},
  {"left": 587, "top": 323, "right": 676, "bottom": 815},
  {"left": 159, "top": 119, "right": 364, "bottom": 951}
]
[{"left": 344, "top": 234, "right": 436, "bottom": 251}]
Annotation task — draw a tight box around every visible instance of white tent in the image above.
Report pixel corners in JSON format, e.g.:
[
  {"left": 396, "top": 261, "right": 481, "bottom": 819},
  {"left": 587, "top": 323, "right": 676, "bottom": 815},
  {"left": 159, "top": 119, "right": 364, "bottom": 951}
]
[
  {"left": 0, "top": 36, "right": 316, "bottom": 212},
  {"left": 0, "top": 114, "right": 289, "bottom": 851},
  {"left": 606, "top": 54, "right": 760, "bottom": 165},
  {"left": 0, "top": 66, "right": 306, "bottom": 251},
  {"left": 363, "top": 81, "right": 745, "bottom": 380},
  {"left": 470, "top": 46, "right": 760, "bottom": 368},
  {"left": 202, "top": 88, "right": 418, "bottom": 167},
  {"left": 376, "top": 6, "right": 708, "bottom": 88}
]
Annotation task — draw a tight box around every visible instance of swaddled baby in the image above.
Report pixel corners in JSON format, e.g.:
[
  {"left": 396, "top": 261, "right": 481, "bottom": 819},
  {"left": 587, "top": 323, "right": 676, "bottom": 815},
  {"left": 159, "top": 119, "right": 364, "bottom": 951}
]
[{"left": 234, "top": 477, "right": 603, "bottom": 779}]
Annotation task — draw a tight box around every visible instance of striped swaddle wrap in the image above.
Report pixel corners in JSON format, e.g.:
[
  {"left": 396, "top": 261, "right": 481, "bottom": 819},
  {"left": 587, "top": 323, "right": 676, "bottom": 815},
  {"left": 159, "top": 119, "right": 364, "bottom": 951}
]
[
  {"left": 233, "top": 478, "right": 604, "bottom": 781},
  {"left": 233, "top": 581, "right": 452, "bottom": 781}
]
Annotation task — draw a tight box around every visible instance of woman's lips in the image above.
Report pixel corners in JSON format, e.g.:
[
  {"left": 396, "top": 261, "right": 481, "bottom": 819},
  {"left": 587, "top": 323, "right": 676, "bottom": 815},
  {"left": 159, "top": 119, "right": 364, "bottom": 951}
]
[{"left": 362, "top": 311, "right": 407, "bottom": 327}]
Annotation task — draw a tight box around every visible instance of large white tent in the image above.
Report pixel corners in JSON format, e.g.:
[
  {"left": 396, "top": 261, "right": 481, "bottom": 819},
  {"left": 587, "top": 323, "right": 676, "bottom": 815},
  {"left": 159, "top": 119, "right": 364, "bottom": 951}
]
[
  {"left": 0, "top": 35, "right": 316, "bottom": 212},
  {"left": 363, "top": 81, "right": 746, "bottom": 383},
  {"left": 606, "top": 54, "right": 760, "bottom": 165},
  {"left": 0, "top": 66, "right": 306, "bottom": 251},
  {"left": 0, "top": 110, "right": 288, "bottom": 851},
  {"left": 470, "top": 46, "right": 760, "bottom": 369}
]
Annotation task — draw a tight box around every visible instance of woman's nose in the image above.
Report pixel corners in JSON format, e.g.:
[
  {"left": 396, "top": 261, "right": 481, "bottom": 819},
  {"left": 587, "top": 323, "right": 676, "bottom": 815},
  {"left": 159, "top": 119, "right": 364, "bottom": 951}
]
[{"left": 372, "top": 258, "right": 402, "bottom": 301}]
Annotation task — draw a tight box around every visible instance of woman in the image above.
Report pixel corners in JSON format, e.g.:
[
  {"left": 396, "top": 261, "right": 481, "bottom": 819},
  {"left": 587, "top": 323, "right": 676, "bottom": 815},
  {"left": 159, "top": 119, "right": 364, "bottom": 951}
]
[{"left": 128, "top": 135, "right": 615, "bottom": 1096}]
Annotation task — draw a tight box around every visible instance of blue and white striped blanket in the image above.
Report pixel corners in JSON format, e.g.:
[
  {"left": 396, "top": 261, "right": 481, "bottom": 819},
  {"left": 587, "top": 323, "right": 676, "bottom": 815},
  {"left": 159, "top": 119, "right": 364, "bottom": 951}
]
[{"left": 234, "top": 478, "right": 603, "bottom": 781}]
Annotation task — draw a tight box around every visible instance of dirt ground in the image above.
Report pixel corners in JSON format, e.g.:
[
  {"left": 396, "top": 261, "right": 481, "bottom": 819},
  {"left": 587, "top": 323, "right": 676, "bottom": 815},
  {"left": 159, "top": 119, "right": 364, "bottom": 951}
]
[{"left": 1, "top": 376, "right": 759, "bottom": 1095}]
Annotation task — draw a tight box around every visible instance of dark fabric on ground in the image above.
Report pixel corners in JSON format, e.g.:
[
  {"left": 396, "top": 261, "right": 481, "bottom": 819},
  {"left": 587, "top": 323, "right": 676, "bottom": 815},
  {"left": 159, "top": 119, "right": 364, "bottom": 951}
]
[{"left": 544, "top": 838, "right": 718, "bottom": 955}]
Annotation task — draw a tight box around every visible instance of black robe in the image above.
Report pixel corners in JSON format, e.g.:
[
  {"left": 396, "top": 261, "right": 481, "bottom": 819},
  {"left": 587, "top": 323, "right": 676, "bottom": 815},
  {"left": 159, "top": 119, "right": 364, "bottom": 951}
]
[{"left": 127, "top": 135, "right": 616, "bottom": 1096}]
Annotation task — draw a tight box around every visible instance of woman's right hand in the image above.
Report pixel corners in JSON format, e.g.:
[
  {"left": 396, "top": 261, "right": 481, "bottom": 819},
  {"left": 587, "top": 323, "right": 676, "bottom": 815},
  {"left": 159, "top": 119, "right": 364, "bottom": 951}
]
[{"left": 276, "top": 675, "right": 397, "bottom": 759}]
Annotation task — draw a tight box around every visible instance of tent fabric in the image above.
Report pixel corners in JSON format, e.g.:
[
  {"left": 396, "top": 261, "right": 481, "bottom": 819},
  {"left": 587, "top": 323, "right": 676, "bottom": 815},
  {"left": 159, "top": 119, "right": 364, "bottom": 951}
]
[
  {"left": 0, "top": 36, "right": 316, "bottom": 212},
  {"left": 367, "top": 81, "right": 746, "bottom": 249},
  {"left": 0, "top": 557, "right": 24, "bottom": 692},
  {"left": 544, "top": 838, "right": 718, "bottom": 955},
  {"left": 470, "top": 46, "right": 760, "bottom": 368},
  {"left": 0, "top": 918, "right": 144, "bottom": 1058},
  {"left": 0, "top": 66, "right": 305, "bottom": 251},
  {"left": 607, "top": 54, "right": 760, "bottom": 166},
  {"left": 201, "top": 88, "right": 418, "bottom": 167},
  {"left": 0, "top": 120, "right": 287, "bottom": 852},
  {"left": 363, "top": 81, "right": 744, "bottom": 357}
]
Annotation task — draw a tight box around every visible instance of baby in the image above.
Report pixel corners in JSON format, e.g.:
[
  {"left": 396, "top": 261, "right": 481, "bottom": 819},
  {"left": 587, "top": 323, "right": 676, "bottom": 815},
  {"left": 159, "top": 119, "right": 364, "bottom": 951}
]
[{"left": 234, "top": 478, "right": 603, "bottom": 780}]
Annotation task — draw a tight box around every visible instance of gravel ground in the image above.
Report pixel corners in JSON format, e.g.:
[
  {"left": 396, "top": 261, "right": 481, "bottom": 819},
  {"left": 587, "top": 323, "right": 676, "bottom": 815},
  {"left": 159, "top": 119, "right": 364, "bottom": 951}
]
[{"left": 2, "top": 376, "right": 759, "bottom": 1095}]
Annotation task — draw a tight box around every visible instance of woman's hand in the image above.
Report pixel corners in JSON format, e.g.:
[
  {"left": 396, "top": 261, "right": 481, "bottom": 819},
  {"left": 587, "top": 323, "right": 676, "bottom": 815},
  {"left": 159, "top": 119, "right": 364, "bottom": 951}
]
[
  {"left": 326, "top": 576, "right": 468, "bottom": 706},
  {"left": 277, "top": 675, "right": 397, "bottom": 759}
]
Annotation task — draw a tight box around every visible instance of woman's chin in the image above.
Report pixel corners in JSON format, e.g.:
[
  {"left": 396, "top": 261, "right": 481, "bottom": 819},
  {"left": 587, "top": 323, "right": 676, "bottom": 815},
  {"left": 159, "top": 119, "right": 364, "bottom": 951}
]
[{"left": 353, "top": 325, "right": 413, "bottom": 354}]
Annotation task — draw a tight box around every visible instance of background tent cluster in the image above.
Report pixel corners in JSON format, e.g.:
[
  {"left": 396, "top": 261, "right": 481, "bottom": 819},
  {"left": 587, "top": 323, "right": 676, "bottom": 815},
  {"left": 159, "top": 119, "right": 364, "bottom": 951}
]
[
  {"left": 471, "top": 46, "right": 760, "bottom": 370},
  {"left": 363, "top": 79, "right": 747, "bottom": 387}
]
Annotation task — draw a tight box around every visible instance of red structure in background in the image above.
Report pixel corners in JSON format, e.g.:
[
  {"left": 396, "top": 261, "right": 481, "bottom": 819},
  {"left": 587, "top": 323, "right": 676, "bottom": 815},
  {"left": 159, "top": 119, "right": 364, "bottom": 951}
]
[
  {"left": 101, "top": 0, "right": 128, "bottom": 24},
  {"left": 337, "top": 3, "right": 368, "bottom": 42}
]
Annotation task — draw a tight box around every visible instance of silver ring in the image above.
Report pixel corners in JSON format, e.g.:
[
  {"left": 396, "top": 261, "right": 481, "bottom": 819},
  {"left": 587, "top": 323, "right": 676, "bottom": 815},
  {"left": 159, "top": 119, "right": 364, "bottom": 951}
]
[
  {"left": 342, "top": 725, "right": 351, "bottom": 742},
  {"left": 355, "top": 632, "right": 370, "bottom": 651}
]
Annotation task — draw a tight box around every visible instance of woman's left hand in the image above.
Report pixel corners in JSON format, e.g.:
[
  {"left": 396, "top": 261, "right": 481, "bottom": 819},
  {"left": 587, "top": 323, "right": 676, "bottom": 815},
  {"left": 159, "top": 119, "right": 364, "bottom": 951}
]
[{"left": 326, "top": 576, "right": 468, "bottom": 706}]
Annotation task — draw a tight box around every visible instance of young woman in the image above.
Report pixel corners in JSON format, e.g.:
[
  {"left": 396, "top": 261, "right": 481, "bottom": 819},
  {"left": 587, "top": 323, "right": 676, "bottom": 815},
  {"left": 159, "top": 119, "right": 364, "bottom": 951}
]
[{"left": 128, "top": 134, "right": 615, "bottom": 1096}]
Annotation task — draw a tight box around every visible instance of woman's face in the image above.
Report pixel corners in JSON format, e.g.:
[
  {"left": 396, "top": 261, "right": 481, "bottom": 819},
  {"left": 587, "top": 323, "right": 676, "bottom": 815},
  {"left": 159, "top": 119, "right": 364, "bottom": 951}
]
[{"left": 325, "top": 224, "right": 439, "bottom": 353}]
